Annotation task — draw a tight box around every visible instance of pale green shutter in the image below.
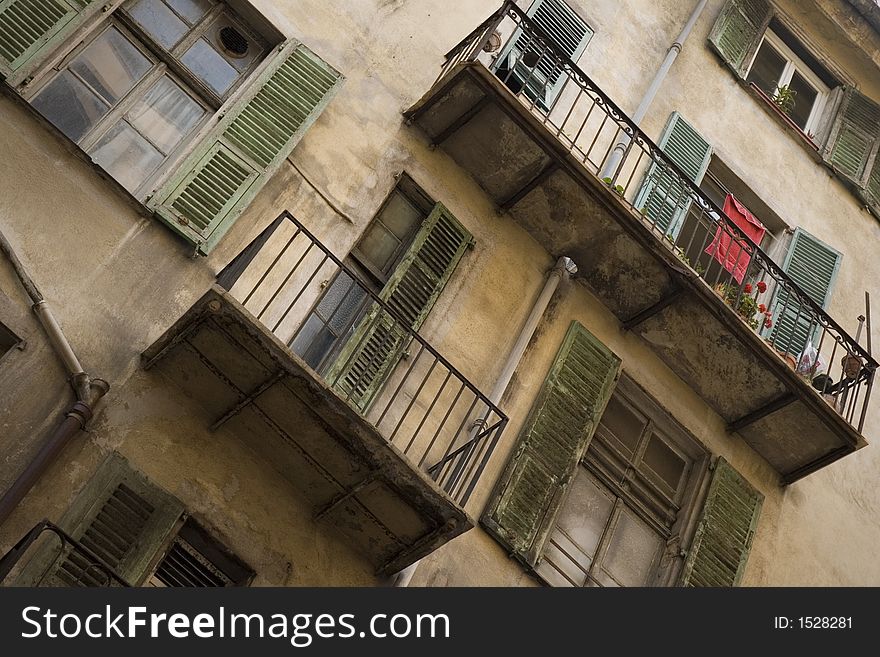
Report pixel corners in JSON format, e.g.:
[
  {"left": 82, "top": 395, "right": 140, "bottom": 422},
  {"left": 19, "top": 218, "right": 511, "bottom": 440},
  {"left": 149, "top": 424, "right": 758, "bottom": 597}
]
[
  {"left": 482, "top": 322, "right": 621, "bottom": 566},
  {"left": 635, "top": 113, "right": 712, "bottom": 237},
  {"left": 708, "top": 0, "right": 773, "bottom": 75},
  {"left": 821, "top": 87, "right": 880, "bottom": 188},
  {"left": 769, "top": 228, "right": 841, "bottom": 357},
  {"left": 17, "top": 454, "right": 183, "bottom": 586},
  {"left": 327, "top": 203, "right": 472, "bottom": 411},
  {"left": 495, "top": 0, "right": 593, "bottom": 109},
  {"left": 0, "top": 0, "right": 99, "bottom": 84},
  {"left": 148, "top": 40, "right": 342, "bottom": 254},
  {"left": 680, "top": 458, "right": 762, "bottom": 587},
  {"left": 865, "top": 155, "right": 880, "bottom": 216}
]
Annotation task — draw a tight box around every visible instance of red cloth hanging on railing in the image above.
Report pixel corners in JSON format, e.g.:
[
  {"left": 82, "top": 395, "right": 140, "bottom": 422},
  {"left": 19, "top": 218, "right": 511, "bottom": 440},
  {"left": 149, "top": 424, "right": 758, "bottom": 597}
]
[{"left": 704, "top": 194, "right": 767, "bottom": 284}]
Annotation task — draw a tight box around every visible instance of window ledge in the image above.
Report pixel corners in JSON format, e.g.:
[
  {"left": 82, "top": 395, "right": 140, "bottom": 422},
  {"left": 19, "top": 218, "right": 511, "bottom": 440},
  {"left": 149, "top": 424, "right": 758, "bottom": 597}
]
[
  {"left": 745, "top": 81, "right": 821, "bottom": 155},
  {"left": 738, "top": 79, "right": 880, "bottom": 224}
]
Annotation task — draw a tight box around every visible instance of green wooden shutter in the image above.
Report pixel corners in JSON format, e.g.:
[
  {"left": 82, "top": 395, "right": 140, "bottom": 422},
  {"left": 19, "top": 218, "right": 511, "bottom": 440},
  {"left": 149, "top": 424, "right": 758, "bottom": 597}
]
[
  {"left": 769, "top": 228, "right": 841, "bottom": 357},
  {"left": 864, "top": 154, "right": 880, "bottom": 216},
  {"left": 708, "top": 0, "right": 773, "bottom": 75},
  {"left": 327, "top": 203, "right": 473, "bottom": 411},
  {"left": 0, "top": 0, "right": 100, "bottom": 84},
  {"left": 821, "top": 87, "right": 880, "bottom": 188},
  {"left": 495, "top": 0, "right": 592, "bottom": 109},
  {"left": 148, "top": 39, "right": 342, "bottom": 255},
  {"left": 482, "top": 321, "right": 621, "bottom": 566},
  {"left": 680, "top": 458, "right": 762, "bottom": 587},
  {"left": 17, "top": 454, "right": 183, "bottom": 586},
  {"left": 635, "top": 113, "right": 712, "bottom": 237}
]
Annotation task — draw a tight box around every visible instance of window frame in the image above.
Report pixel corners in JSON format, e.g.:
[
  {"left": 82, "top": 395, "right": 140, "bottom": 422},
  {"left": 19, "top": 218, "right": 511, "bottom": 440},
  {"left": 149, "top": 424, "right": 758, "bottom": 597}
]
[
  {"left": 18, "top": 0, "right": 272, "bottom": 200},
  {"left": 745, "top": 29, "right": 830, "bottom": 136},
  {"left": 534, "top": 375, "right": 710, "bottom": 588},
  {"left": 290, "top": 175, "right": 434, "bottom": 374}
]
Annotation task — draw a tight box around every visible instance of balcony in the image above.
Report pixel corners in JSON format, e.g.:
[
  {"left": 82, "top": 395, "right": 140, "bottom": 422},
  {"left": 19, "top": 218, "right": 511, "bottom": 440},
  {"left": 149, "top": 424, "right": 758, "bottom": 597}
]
[
  {"left": 141, "top": 213, "right": 507, "bottom": 575},
  {"left": 0, "top": 521, "right": 130, "bottom": 587},
  {"left": 404, "top": 2, "right": 877, "bottom": 483}
]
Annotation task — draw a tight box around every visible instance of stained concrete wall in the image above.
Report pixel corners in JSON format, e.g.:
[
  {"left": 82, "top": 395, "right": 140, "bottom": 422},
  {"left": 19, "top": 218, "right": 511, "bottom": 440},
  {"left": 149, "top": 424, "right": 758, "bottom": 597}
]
[{"left": 0, "top": 0, "right": 878, "bottom": 586}]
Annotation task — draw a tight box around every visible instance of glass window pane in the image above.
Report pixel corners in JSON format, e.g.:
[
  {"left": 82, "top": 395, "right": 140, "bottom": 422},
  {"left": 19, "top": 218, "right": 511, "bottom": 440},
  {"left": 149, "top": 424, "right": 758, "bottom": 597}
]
[
  {"left": 357, "top": 224, "right": 400, "bottom": 273},
  {"left": 600, "top": 510, "right": 663, "bottom": 587},
  {"left": 127, "top": 76, "right": 205, "bottom": 154},
  {"left": 127, "top": 0, "right": 190, "bottom": 49},
  {"left": 379, "top": 192, "right": 422, "bottom": 240},
  {"left": 787, "top": 71, "right": 818, "bottom": 131},
  {"left": 599, "top": 396, "right": 644, "bottom": 456},
  {"left": 314, "top": 273, "right": 369, "bottom": 331},
  {"left": 165, "top": 0, "right": 213, "bottom": 25},
  {"left": 642, "top": 433, "right": 687, "bottom": 493},
  {"left": 290, "top": 314, "right": 324, "bottom": 359},
  {"left": 205, "top": 15, "right": 262, "bottom": 73},
  {"left": 555, "top": 469, "right": 614, "bottom": 561},
  {"left": 536, "top": 533, "right": 589, "bottom": 587},
  {"left": 181, "top": 38, "right": 239, "bottom": 96},
  {"left": 32, "top": 71, "right": 109, "bottom": 142},
  {"left": 69, "top": 27, "right": 152, "bottom": 106},
  {"left": 746, "top": 41, "right": 786, "bottom": 97},
  {"left": 89, "top": 121, "right": 164, "bottom": 192}
]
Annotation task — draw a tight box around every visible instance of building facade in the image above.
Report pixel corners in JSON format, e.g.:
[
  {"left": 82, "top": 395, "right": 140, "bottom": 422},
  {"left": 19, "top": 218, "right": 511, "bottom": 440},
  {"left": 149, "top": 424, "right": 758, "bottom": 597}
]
[{"left": 0, "top": 0, "right": 879, "bottom": 587}]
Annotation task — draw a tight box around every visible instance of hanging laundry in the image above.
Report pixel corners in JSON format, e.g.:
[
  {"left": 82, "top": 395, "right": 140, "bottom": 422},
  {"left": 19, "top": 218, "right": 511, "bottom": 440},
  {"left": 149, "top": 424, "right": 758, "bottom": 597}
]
[{"left": 705, "top": 194, "right": 767, "bottom": 284}]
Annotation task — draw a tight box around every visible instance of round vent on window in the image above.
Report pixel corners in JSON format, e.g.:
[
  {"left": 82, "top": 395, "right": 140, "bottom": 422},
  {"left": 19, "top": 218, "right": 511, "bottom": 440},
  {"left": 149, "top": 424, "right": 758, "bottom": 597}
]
[{"left": 219, "top": 26, "right": 249, "bottom": 57}]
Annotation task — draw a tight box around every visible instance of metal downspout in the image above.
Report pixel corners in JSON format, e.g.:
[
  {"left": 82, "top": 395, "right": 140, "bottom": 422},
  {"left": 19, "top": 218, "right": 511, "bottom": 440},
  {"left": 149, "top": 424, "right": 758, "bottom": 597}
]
[
  {"left": 600, "top": 0, "right": 710, "bottom": 179},
  {"left": 394, "top": 257, "right": 572, "bottom": 587},
  {"left": 0, "top": 228, "right": 109, "bottom": 526}
]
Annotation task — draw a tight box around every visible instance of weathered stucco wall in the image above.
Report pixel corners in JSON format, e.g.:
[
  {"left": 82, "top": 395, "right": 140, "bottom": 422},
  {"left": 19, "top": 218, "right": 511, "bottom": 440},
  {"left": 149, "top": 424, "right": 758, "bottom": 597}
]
[{"left": 1, "top": 0, "right": 879, "bottom": 586}]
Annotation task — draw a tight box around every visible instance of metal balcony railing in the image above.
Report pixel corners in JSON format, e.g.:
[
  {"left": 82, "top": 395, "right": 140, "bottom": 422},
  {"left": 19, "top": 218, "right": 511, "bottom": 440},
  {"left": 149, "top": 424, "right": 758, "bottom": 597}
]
[
  {"left": 437, "top": 1, "right": 877, "bottom": 432},
  {"left": 217, "top": 212, "right": 508, "bottom": 506},
  {"left": 0, "top": 520, "right": 130, "bottom": 587}
]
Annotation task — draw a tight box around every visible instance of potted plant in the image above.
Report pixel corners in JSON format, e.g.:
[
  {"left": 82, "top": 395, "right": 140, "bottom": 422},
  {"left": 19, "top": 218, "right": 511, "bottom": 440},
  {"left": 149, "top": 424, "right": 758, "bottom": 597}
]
[{"left": 713, "top": 281, "right": 773, "bottom": 331}]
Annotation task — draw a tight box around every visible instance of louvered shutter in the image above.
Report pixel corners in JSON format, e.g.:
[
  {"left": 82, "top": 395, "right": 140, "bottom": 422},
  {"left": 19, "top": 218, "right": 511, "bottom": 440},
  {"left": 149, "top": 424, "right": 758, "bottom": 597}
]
[
  {"left": 482, "top": 321, "right": 621, "bottom": 566},
  {"left": 148, "top": 39, "right": 342, "bottom": 255},
  {"left": 865, "top": 155, "right": 880, "bottom": 216},
  {"left": 327, "top": 203, "right": 472, "bottom": 412},
  {"left": 0, "top": 0, "right": 100, "bottom": 84},
  {"left": 17, "top": 454, "right": 183, "bottom": 586},
  {"left": 769, "top": 228, "right": 841, "bottom": 357},
  {"left": 680, "top": 458, "right": 762, "bottom": 587},
  {"left": 708, "top": 0, "right": 773, "bottom": 75},
  {"left": 635, "top": 113, "right": 712, "bottom": 237},
  {"left": 821, "top": 87, "right": 880, "bottom": 189},
  {"left": 496, "top": 0, "right": 592, "bottom": 109}
]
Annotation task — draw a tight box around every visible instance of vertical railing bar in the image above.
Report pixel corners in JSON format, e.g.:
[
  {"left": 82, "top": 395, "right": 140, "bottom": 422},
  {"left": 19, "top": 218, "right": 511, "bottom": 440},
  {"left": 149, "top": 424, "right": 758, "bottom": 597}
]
[{"left": 271, "top": 254, "right": 329, "bottom": 332}]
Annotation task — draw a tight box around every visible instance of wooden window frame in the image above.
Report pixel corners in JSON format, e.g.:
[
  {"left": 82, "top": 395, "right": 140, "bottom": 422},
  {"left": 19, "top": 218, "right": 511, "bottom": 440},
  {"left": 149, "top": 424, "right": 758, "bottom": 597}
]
[
  {"left": 19, "top": 0, "right": 272, "bottom": 201},
  {"left": 534, "top": 374, "right": 711, "bottom": 588},
  {"left": 290, "top": 175, "right": 434, "bottom": 375},
  {"left": 745, "top": 29, "right": 830, "bottom": 137}
]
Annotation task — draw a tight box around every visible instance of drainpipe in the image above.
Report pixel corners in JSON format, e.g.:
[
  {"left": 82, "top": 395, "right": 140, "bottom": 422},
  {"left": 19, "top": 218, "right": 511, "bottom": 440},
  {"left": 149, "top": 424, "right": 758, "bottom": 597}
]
[
  {"left": 393, "top": 256, "right": 572, "bottom": 587},
  {"left": 599, "top": 0, "right": 710, "bottom": 180},
  {"left": 0, "top": 228, "right": 109, "bottom": 526}
]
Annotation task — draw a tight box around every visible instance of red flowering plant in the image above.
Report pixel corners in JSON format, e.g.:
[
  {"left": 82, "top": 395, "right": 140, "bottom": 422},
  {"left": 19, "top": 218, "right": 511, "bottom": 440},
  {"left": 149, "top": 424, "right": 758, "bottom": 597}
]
[{"left": 714, "top": 281, "right": 774, "bottom": 331}]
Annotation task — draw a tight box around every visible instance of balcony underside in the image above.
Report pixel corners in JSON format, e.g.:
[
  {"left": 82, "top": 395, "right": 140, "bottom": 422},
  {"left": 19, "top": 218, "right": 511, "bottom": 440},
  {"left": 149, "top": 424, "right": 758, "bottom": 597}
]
[
  {"left": 406, "top": 63, "right": 866, "bottom": 483},
  {"left": 141, "top": 286, "right": 471, "bottom": 575}
]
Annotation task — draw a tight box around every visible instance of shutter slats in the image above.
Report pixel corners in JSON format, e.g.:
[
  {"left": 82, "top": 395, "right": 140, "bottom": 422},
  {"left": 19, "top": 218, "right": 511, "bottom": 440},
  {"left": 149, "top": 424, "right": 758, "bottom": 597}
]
[
  {"left": 680, "top": 459, "right": 763, "bottom": 587},
  {"left": 0, "top": 0, "right": 78, "bottom": 74},
  {"left": 636, "top": 113, "right": 712, "bottom": 235},
  {"left": 483, "top": 321, "right": 621, "bottom": 566},
  {"left": 150, "top": 40, "right": 342, "bottom": 254},
  {"left": 708, "top": 0, "right": 772, "bottom": 74},
  {"left": 328, "top": 203, "right": 471, "bottom": 412},
  {"left": 824, "top": 87, "right": 880, "bottom": 185},
  {"left": 770, "top": 229, "right": 841, "bottom": 356},
  {"left": 505, "top": 0, "right": 592, "bottom": 107}
]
